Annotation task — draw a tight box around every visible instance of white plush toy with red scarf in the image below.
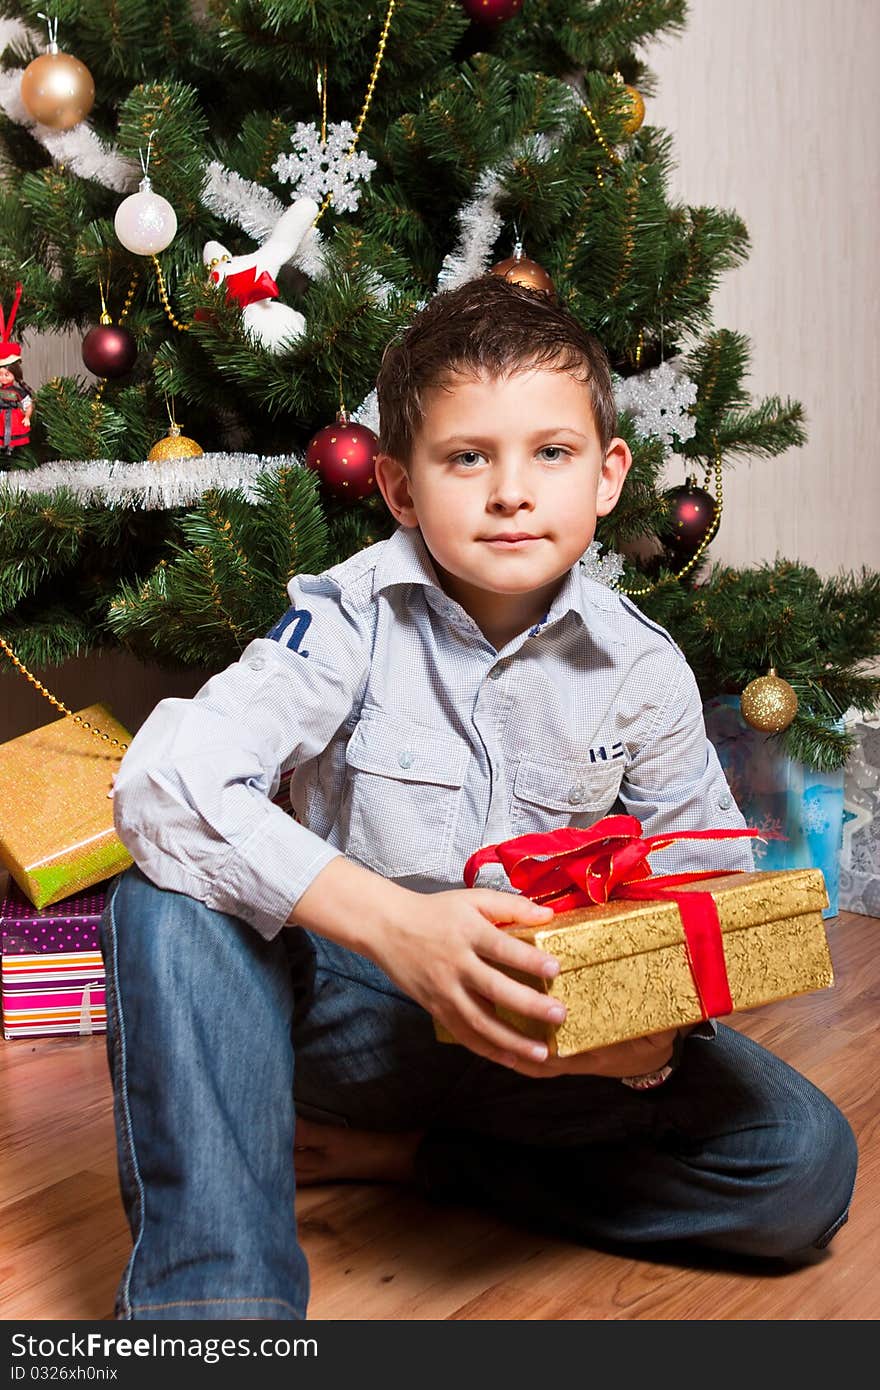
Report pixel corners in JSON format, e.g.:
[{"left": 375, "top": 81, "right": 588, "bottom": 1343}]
[{"left": 202, "top": 196, "right": 319, "bottom": 353}]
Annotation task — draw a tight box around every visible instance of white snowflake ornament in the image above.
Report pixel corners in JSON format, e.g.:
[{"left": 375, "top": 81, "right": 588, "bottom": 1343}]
[
  {"left": 580, "top": 539, "right": 626, "bottom": 588},
  {"left": 614, "top": 358, "right": 698, "bottom": 452},
  {"left": 273, "top": 120, "right": 376, "bottom": 214}
]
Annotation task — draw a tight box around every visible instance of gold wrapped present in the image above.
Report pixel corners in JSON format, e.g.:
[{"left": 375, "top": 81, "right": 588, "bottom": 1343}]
[
  {"left": 0, "top": 704, "right": 133, "bottom": 909},
  {"left": 435, "top": 868, "right": 833, "bottom": 1056}
]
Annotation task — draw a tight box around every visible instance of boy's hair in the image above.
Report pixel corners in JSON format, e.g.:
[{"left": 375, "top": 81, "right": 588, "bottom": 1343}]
[{"left": 376, "top": 275, "right": 616, "bottom": 464}]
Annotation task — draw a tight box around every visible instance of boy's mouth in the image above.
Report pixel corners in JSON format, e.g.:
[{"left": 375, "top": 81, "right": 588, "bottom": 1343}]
[{"left": 481, "top": 532, "right": 543, "bottom": 545}]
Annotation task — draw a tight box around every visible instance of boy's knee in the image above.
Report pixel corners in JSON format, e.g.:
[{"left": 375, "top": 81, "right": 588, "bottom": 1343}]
[
  {"left": 102, "top": 865, "right": 209, "bottom": 967},
  {"left": 749, "top": 1100, "right": 857, "bottom": 1260}
]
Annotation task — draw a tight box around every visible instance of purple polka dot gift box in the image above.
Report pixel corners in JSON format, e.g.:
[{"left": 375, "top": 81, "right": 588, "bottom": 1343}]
[{"left": 1, "top": 879, "right": 106, "bottom": 1040}]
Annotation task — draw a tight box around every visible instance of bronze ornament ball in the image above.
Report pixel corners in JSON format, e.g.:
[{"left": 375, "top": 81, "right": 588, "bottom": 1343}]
[
  {"left": 20, "top": 50, "right": 95, "bottom": 130},
  {"left": 81, "top": 324, "right": 138, "bottom": 379},
  {"left": 739, "top": 669, "right": 799, "bottom": 734},
  {"left": 305, "top": 413, "right": 379, "bottom": 502},
  {"left": 489, "top": 254, "right": 555, "bottom": 296}
]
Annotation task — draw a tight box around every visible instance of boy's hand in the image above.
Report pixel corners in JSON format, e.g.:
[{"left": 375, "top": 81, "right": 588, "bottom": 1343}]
[
  {"left": 371, "top": 887, "right": 565, "bottom": 1069},
  {"left": 492, "top": 1027, "right": 684, "bottom": 1080},
  {"left": 292, "top": 859, "right": 560, "bottom": 1068}
]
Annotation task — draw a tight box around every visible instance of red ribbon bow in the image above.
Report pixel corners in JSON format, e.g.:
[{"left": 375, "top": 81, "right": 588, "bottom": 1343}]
[
  {"left": 464, "top": 815, "right": 763, "bottom": 1019},
  {"left": 214, "top": 265, "right": 279, "bottom": 308}
]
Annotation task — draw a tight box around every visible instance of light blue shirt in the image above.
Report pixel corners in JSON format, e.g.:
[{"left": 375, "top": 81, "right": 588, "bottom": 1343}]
[{"left": 112, "top": 525, "right": 753, "bottom": 940}]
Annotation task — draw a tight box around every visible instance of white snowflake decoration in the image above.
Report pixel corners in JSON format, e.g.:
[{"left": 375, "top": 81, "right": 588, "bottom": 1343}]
[
  {"left": 579, "top": 539, "right": 626, "bottom": 588},
  {"left": 614, "top": 358, "right": 698, "bottom": 452},
  {"left": 273, "top": 121, "right": 376, "bottom": 214}
]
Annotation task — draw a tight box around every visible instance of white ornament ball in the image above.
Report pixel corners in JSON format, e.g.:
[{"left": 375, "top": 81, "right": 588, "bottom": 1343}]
[{"left": 114, "top": 178, "right": 177, "bottom": 255}]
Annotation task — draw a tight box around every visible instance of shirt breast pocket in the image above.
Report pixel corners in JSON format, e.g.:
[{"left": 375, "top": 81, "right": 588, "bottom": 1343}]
[
  {"left": 511, "top": 758, "right": 625, "bottom": 836},
  {"left": 343, "top": 712, "right": 470, "bottom": 879}
]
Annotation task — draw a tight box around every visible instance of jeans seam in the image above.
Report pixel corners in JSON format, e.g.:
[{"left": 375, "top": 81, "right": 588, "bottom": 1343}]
[
  {"left": 131, "top": 1296, "right": 301, "bottom": 1315},
  {"left": 105, "top": 880, "right": 148, "bottom": 1321}
]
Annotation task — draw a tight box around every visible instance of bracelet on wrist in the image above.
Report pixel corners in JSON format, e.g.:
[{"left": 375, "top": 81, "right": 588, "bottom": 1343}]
[{"left": 619, "top": 1061, "right": 675, "bottom": 1090}]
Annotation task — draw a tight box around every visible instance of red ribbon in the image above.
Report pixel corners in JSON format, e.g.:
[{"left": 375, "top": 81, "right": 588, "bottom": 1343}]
[
  {"left": 214, "top": 265, "right": 279, "bottom": 308},
  {"left": 0, "top": 280, "right": 23, "bottom": 360},
  {"left": 464, "top": 815, "right": 764, "bottom": 1019}
]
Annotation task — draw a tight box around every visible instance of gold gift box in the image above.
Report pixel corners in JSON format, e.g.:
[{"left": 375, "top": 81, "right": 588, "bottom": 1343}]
[
  {"left": 435, "top": 869, "right": 833, "bottom": 1056},
  {"left": 0, "top": 704, "right": 133, "bottom": 909}
]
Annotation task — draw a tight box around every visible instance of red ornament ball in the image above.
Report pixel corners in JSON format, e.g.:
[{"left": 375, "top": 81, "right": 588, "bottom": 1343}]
[
  {"left": 460, "top": 0, "right": 523, "bottom": 24},
  {"left": 81, "top": 323, "right": 138, "bottom": 379},
  {"left": 305, "top": 412, "right": 379, "bottom": 502},
  {"left": 661, "top": 480, "right": 717, "bottom": 559}
]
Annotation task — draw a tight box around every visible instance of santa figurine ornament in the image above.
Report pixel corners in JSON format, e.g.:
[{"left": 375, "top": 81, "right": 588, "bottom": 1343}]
[
  {"left": 0, "top": 283, "right": 34, "bottom": 454},
  {"left": 202, "top": 196, "right": 319, "bottom": 353}
]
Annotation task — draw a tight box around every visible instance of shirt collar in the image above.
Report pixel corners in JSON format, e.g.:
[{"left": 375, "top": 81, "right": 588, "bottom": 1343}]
[{"left": 373, "top": 525, "right": 623, "bottom": 649}]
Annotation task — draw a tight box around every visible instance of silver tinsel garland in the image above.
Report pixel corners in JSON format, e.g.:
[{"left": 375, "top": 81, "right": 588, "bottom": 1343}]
[{"left": 0, "top": 454, "right": 304, "bottom": 510}]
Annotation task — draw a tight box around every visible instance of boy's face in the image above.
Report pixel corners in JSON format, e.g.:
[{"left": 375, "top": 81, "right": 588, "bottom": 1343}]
[{"left": 376, "top": 366, "right": 632, "bottom": 648}]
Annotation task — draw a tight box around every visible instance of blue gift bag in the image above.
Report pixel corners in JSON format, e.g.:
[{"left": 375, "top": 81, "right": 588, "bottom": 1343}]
[{"left": 704, "top": 696, "right": 844, "bottom": 918}]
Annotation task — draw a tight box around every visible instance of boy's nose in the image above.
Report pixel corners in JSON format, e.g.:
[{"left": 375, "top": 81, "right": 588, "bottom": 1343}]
[{"left": 487, "top": 466, "right": 535, "bottom": 511}]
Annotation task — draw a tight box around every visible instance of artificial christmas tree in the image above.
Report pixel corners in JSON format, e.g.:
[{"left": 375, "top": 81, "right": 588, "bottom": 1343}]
[{"left": 0, "top": 0, "right": 877, "bottom": 773}]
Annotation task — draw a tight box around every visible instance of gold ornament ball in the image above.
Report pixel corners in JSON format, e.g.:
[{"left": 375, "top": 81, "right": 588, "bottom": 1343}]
[
  {"left": 20, "top": 51, "right": 95, "bottom": 130},
  {"left": 489, "top": 254, "right": 555, "bottom": 296},
  {"left": 621, "top": 84, "right": 646, "bottom": 136},
  {"left": 147, "top": 424, "right": 204, "bottom": 462},
  {"left": 740, "top": 668, "right": 799, "bottom": 733}
]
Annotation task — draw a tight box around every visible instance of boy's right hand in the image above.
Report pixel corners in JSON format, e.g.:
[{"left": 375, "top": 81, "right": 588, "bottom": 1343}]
[
  {"left": 291, "top": 857, "right": 561, "bottom": 1068},
  {"left": 370, "top": 887, "right": 562, "bottom": 1069}
]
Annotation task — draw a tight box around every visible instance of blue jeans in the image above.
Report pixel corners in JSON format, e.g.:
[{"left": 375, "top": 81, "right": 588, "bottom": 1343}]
[{"left": 100, "top": 865, "right": 857, "bottom": 1321}]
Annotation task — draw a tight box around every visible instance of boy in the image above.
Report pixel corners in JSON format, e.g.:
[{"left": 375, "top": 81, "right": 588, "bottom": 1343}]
[{"left": 103, "top": 275, "right": 856, "bottom": 1321}]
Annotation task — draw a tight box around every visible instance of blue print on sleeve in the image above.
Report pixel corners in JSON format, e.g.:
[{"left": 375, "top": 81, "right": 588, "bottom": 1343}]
[{"left": 266, "top": 606, "right": 312, "bottom": 657}]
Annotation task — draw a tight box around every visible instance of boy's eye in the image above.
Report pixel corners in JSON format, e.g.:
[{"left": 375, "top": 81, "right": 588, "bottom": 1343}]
[
  {"left": 452, "top": 451, "right": 485, "bottom": 468},
  {"left": 538, "top": 446, "right": 571, "bottom": 462}
]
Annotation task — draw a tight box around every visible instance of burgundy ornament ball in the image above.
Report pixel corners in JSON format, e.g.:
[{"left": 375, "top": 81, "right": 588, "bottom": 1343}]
[
  {"left": 305, "top": 411, "right": 379, "bottom": 502},
  {"left": 81, "top": 323, "right": 138, "bottom": 379},
  {"left": 661, "top": 479, "right": 717, "bottom": 559},
  {"left": 460, "top": 0, "right": 523, "bottom": 24}
]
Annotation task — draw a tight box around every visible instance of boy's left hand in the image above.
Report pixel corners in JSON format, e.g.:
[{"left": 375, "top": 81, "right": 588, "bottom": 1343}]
[{"left": 499, "top": 1027, "right": 685, "bottom": 1079}]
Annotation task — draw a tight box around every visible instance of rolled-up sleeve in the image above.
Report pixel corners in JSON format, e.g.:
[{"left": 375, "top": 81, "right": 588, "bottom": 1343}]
[
  {"left": 111, "top": 575, "right": 369, "bottom": 938},
  {"left": 619, "top": 659, "right": 755, "bottom": 875}
]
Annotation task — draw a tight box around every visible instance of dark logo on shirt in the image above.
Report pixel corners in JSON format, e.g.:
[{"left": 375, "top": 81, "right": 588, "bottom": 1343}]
[
  {"left": 267, "top": 606, "right": 311, "bottom": 657},
  {"left": 588, "top": 741, "right": 625, "bottom": 762}
]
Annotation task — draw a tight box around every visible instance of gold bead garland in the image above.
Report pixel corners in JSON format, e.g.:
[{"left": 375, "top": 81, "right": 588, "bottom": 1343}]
[
  {"left": 151, "top": 254, "right": 190, "bottom": 333},
  {"left": 0, "top": 634, "right": 129, "bottom": 751},
  {"left": 312, "top": 0, "right": 396, "bottom": 229},
  {"left": 619, "top": 449, "right": 723, "bottom": 598}
]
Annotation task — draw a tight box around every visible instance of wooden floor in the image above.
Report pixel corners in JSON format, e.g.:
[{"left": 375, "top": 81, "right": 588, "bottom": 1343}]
[{"left": 1, "top": 909, "right": 878, "bottom": 1321}]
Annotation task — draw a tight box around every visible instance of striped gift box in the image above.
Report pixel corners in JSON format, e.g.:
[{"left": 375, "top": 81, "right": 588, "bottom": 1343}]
[
  {"left": 2, "top": 952, "right": 105, "bottom": 1038},
  {"left": 1, "top": 880, "right": 107, "bottom": 1040}
]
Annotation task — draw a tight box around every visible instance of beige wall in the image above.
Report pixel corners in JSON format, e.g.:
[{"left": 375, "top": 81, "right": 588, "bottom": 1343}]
[
  {"left": 2, "top": 0, "right": 878, "bottom": 739},
  {"left": 647, "top": 0, "right": 879, "bottom": 573}
]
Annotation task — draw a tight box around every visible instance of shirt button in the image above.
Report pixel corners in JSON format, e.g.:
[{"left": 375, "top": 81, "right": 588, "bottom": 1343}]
[
  {"left": 397, "top": 749, "right": 415, "bottom": 769},
  {"left": 247, "top": 656, "right": 266, "bottom": 671},
  {"left": 568, "top": 783, "right": 587, "bottom": 805},
  {"left": 718, "top": 793, "right": 733, "bottom": 810},
  {"left": 488, "top": 666, "right": 503, "bottom": 680}
]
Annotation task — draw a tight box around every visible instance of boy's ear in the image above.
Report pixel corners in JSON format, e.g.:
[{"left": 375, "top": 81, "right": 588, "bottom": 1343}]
[
  {"left": 374, "top": 452, "right": 419, "bottom": 527},
  {"left": 596, "top": 437, "right": 633, "bottom": 517}
]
